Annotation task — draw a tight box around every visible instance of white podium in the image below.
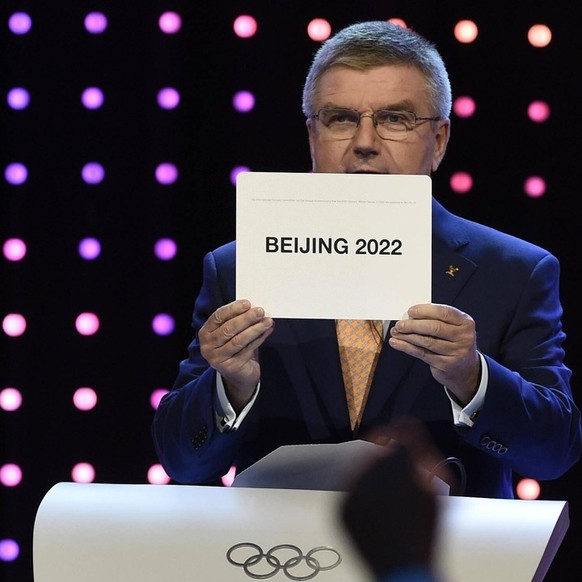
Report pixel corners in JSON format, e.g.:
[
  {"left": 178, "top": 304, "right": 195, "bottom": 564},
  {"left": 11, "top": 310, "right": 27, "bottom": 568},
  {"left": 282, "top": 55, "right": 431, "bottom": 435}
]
[{"left": 33, "top": 481, "right": 568, "bottom": 582}]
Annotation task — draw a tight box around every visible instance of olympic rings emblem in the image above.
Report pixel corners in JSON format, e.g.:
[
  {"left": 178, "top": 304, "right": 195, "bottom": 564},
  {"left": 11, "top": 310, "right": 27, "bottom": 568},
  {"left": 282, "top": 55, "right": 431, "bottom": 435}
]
[{"left": 226, "top": 543, "right": 342, "bottom": 580}]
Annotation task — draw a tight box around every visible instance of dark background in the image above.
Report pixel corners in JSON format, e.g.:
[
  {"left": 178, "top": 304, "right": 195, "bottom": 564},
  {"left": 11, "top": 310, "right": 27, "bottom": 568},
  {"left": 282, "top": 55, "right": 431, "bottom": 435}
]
[{"left": 2, "top": 1, "right": 581, "bottom": 580}]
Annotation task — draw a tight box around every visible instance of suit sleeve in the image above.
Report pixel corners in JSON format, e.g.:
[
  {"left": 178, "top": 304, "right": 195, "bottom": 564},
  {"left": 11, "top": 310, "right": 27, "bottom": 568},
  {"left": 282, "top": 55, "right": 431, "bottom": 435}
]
[
  {"left": 461, "top": 253, "right": 582, "bottom": 479},
  {"left": 151, "top": 249, "right": 244, "bottom": 484}
]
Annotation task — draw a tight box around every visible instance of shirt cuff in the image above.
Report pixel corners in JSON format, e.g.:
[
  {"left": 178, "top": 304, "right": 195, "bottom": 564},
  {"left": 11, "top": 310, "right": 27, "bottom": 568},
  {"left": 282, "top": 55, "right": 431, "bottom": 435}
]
[
  {"left": 447, "top": 352, "right": 488, "bottom": 428},
  {"left": 215, "top": 373, "right": 260, "bottom": 432}
]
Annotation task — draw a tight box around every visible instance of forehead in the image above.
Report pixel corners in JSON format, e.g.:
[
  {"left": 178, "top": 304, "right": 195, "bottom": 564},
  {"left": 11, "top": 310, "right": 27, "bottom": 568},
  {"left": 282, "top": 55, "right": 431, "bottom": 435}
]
[{"left": 315, "top": 64, "right": 431, "bottom": 110}]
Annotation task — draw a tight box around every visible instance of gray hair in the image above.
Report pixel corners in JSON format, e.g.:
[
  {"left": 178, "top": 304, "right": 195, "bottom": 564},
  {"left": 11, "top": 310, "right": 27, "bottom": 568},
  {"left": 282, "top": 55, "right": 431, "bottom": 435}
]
[{"left": 302, "top": 21, "right": 452, "bottom": 119}]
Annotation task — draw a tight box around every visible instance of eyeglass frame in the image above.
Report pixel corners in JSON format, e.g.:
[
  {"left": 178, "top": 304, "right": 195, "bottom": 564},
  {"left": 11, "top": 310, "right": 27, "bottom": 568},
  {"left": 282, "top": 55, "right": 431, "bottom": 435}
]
[{"left": 309, "top": 107, "right": 443, "bottom": 141}]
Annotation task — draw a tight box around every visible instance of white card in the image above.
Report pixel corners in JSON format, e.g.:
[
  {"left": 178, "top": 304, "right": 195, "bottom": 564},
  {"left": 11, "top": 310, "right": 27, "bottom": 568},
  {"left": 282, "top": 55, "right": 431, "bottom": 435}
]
[{"left": 236, "top": 172, "right": 432, "bottom": 320}]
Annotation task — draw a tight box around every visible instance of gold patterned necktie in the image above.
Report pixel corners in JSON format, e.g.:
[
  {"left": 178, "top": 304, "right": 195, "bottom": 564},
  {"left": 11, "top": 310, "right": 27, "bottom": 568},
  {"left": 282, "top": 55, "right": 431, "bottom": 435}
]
[{"left": 336, "top": 319, "right": 383, "bottom": 432}]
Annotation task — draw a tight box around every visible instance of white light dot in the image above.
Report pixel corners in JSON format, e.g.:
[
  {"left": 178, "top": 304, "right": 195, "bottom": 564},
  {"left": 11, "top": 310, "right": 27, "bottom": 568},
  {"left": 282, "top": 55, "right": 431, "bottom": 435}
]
[
  {"left": 75, "top": 313, "right": 100, "bottom": 336},
  {"left": 2, "top": 314, "right": 27, "bottom": 337},
  {"left": 0, "top": 388, "right": 23, "bottom": 412},
  {"left": 73, "top": 387, "right": 98, "bottom": 411},
  {"left": 516, "top": 478, "right": 541, "bottom": 500},
  {"left": 72, "top": 463, "right": 95, "bottom": 483},
  {"left": 0, "top": 464, "right": 22, "bottom": 487},
  {"left": 528, "top": 24, "right": 552, "bottom": 48},
  {"left": 307, "top": 18, "right": 332, "bottom": 42},
  {"left": 150, "top": 388, "right": 169, "bottom": 410},
  {"left": 148, "top": 464, "right": 171, "bottom": 485},
  {"left": 233, "top": 15, "right": 257, "bottom": 38},
  {"left": 3, "top": 238, "right": 27, "bottom": 261},
  {"left": 454, "top": 20, "right": 479, "bottom": 43}
]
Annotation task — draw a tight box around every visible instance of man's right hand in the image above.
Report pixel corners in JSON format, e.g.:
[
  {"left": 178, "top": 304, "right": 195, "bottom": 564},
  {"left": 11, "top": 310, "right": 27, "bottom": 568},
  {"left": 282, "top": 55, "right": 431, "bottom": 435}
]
[{"left": 199, "top": 299, "right": 274, "bottom": 412}]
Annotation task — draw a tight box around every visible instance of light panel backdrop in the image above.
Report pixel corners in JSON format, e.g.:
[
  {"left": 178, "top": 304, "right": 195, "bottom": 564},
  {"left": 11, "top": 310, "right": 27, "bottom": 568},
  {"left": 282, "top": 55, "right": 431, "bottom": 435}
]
[{"left": 2, "top": 2, "right": 581, "bottom": 580}]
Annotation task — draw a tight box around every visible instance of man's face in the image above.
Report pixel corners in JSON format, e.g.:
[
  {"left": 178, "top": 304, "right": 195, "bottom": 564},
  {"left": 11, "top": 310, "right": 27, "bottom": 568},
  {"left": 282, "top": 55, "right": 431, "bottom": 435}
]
[{"left": 307, "top": 65, "right": 450, "bottom": 175}]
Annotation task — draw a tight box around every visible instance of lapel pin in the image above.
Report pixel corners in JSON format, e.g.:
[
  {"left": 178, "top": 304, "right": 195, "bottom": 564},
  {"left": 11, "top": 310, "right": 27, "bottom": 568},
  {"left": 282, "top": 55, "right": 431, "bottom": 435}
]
[{"left": 445, "top": 265, "right": 459, "bottom": 277}]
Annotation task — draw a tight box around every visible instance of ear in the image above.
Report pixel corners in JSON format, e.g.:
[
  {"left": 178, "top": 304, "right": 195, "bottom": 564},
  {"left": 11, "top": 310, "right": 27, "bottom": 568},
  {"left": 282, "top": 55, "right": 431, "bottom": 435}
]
[
  {"left": 431, "top": 119, "right": 451, "bottom": 173},
  {"left": 306, "top": 118, "right": 316, "bottom": 168}
]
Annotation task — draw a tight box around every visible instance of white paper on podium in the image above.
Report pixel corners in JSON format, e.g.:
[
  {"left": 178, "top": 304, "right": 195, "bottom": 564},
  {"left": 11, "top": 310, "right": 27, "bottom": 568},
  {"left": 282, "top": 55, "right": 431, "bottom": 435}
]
[
  {"left": 236, "top": 172, "right": 432, "bottom": 320},
  {"left": 232, "top": 441, "right": 450, "bottom": 495},
  {"left": 33, "top": 482, "right": 569, "bottom": 582}
]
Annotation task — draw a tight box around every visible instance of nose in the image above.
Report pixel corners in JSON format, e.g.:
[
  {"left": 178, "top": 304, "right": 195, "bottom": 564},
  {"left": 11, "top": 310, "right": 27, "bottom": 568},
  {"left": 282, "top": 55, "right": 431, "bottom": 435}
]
[{"left": 352, "top": 114, "right": 380, "bottom": 156}]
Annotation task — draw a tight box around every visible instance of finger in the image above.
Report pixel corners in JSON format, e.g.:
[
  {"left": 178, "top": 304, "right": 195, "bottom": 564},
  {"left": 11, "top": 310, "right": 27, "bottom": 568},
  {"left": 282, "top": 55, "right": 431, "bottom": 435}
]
[
  {"left": 204, "top": 299, "right": 252, "bottom": 333},
  {"left": 407, "top": 303, "right": 469, "bottom": 325}
]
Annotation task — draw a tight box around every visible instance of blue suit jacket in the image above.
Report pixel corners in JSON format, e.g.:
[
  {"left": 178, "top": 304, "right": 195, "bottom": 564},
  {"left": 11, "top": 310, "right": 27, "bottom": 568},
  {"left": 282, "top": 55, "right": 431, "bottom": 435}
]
[{"left": 152, "top": 198, "right": 581, "bottom": 498}]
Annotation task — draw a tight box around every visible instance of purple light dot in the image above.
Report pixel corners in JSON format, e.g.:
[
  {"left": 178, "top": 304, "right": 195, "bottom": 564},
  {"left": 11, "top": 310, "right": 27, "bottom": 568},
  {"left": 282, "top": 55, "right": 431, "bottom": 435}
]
[
  {"left": 73, "top": 387, "right": 98, "bottom": 411},
  {"left": 3, "top": 238, "right": 27, "bottom": 261},
  {"left": 233, "top": 15, "right": 257, "bottom": 38},
  {"left": 7, "top": 88, "right": 30, "bottom": 110},
  {"left": 82, "top": 87, "right": 104, "bottom": 109},
  {"left": 159, "top": 11, "right": 182, "bottom": 34},
  {"left": 85, "top": 12, "right": 108, "bottom": 34},
  {"left": 155, "top": 163, "right": 178, "bottom": 185},
  {"left": 157, "top": 87, "right": 181, "bottom": 109},
  {"left": 82, "top": 162, "right": 105, "bottom": 184},
  {"left": 233, "top": 90, "right": 255, "bottom": 113},
  {"left": 147, "top": 463, "right": 171, "bottom": 485},
  {"left": 307, "top": 18, "right": 332, "bottom": 42},
  {"left": 75, "top": 312, "right": 100, "bottom": 336},
  {"left": 9, "top": 12, "right": 32, "bottom": 35},
  {"left": 0, "top": 539, "right": 20, "bottom": 562},
  {"left": 2, "top": 314, "right": 26, "bottom": 337},
  {"left": 152, "top": 314, "right": 175, "bottom": 336},
  {"left": 0, "top": 464, "right": 23, "bottom": 487},
  {"left": 450, "top": 171, "right": 473, "bottom": 194},
  {"left": 154, "top": 238, "right": 177, "bottom": 260},
  {"left": 528, "top": 100, "right": 550, "bottom": 123},
  {"left": 150, "top": 388, "right": 169, "bottom": 410},
  {"left": 4, "top": 163, "right": 28, "bottom": 185},
  {"left": 230, "top": 165, "right": 250, "bottom": 186},
  {"left": 78, "top": 238, "right": 101, "bottom": 260},
  {"left": 72, "top": 463, "right": 95, "bottom": 483},
  {"left": 524, "top": 176, "right": 546, "bottom": 198},
  {"left": 453, "top": 96, "right": 476, "bottom": 118},
  {"left": 0, "top": 388, "right": 23, "bottom": 412}
]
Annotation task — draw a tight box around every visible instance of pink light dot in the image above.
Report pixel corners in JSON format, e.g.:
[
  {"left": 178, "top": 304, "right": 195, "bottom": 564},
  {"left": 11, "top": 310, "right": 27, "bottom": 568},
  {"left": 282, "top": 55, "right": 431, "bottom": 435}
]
[
  {"left": 233, "top": 90, "right": 255, "bottom": 113},
  {"left": 388, "top": 18, "right": 407, "bottom": 28},
  {"left": 7, "top": 88, "right": 30, "bottom": 110},
  {"left": 0, "top": 464, "right": 22, "bottom": 487},
  {"left": 307, "top": 18, "right": 332, "bottom": 42},
  {"left": 73, "top": 387, "right": 98, "bottom": 411},
  {"left": 72, "top": 463, "right": 95, "bottom": 483},
  {"left": 2, "top": 314, "right": 26, "bottom": 337},
  {"left": 0, "top": 539, "right": 19, "bottom": 562},
  {"left": 150, "top": 388, "right": 169, "bottom": 410},
  {"left": 155, "top": 163, "right": 178, "bottom": 185},
  {"left": 453, "top": 96, "right": 476, "bottom": 118},
  {"left": 221, "top": 465, "right": 237, "bottom": 487},
  {"left": 78, "top": 237, "right": 101, "bottom": 260},
  {"left": 454, "top": 19, "right": 478, "bottom": 44},
  {"left": 75, "top": 312, "right": 100, "bottom": 336},
  {"left": 84, "top": 12, "right": 108, "bottom": 34},
  {"left": 516, "top": 478, "right": 541, "bottom": 500},
  {"left": 82, "top": 87, "right": 104, "bottom": 109},
  {"left": 4, "top": 163, "right": 28, "bottom": 185},
  {"left": 82, "top": 162, "right": 105, "bottom": 185},
  {"left": 154, "top": 238, "right": 177, "bottom": 260},
  {"left": 524, "top": 176, "right": 546, "bottom": 198},
  {"left": 152, "top": 314, "right": 175, "bottom": 336},
  {"left": 157, "top": 87, "right": 180, "bottom": 109},
  {"left": 148, "top": 464, "right": 171, "bottom": 485},
  {"left": 230, "top": 165, "right": 250, "bottom": 186},
  {"left": 3, "top": 238, "right": 27, "bottom": 261},
  {"left": 528, "top": 24, "right": 552, "bottom": 48},
  {"left": 450, "top": 171, "right": 473, "bottom": 194},
  {"left": 159, "top": 11, "right": 182, "bottom": 34},
  {"left": 528, "top": 100, "right": 550, "bottom": 123},
  {"left": 233, "top": 15, "right": 257, "bottom": 38},
  {"left": 9, "top": 12, "right": 32, "bottom": 35},
  {"left": 0, "top": 388, "right": 23, "bottom": 412}
]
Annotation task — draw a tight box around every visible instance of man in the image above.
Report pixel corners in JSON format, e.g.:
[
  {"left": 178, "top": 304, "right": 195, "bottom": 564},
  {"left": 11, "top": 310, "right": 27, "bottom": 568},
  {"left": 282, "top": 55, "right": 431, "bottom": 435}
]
[{"left": 152, "top": 21, "right": 581, "bottom": 498}]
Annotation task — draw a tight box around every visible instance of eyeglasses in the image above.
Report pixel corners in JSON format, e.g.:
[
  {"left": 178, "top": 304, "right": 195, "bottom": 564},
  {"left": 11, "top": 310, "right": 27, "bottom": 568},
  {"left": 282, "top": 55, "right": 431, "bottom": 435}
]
[{"left": 311, "top": 107, "right": 442, "bottom": 141}]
